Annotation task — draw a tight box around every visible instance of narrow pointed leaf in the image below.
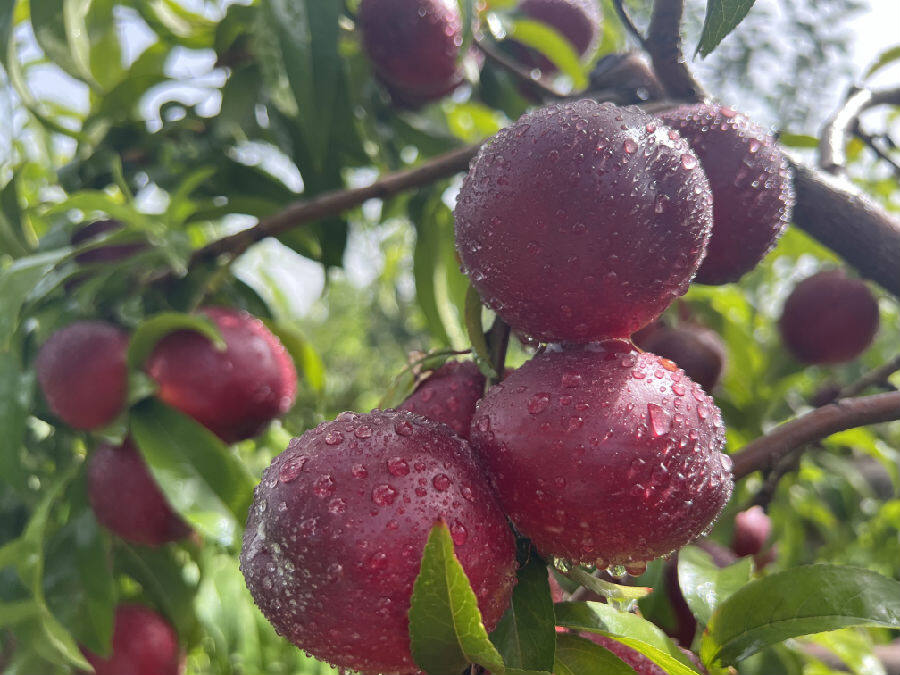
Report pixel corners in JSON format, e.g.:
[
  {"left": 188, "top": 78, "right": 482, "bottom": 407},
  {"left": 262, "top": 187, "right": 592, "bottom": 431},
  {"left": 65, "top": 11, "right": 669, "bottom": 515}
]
[{"left": 697, "top": 0, "right": 756, "bottom": 56}]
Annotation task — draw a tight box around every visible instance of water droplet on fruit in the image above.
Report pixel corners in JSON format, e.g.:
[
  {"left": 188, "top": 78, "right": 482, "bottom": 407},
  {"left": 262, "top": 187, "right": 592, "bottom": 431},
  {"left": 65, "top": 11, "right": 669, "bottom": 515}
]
[
  {"left": 461, "top": 486, "right": 476, "bottom": 502},
  {"left": 720, "top": 454, "right": 733, "bottom": 472},
  {"left": 450, "top": 521, "right": 468, "bottom": 546},
  {"left": 394, "top": 420, "right": 414, "bottom": 436},
  {"left": 623, "top": 138, "right": 637, "bottom": 154},
  {"left": 681, "top": 153, "right": 698, "bottom": 170},
  {"left": 626, "top": 561, "right": 647, "bottom": 576},
  {"left": 561, "top": 371, "right": 582, "bottom": 388},
  {"left": 432, "top": 474, "right": 452, "bottom": 491},
  {"left": 476, "top": 416, "right": 491, "bottom": 433},
  {"left": 528, "top": 393, "right": 551, "bottom": 414},
  {"left": 313, "top": 475, "right": 335, "bottom": 497},
  {"left": 387, "top": 457, "right": 410, "bottom": 476},
  {"left": 279, "top": 456, "right": 306, "bottom": 483},
  {"left": 354, "top": 425, "right": 373, "bottom": 438},
  {"left": 647, "top": 403, "right": 671, "bottom": 437},
  {"left": 372, "top": 484, "right": 398, "bottom": 506},
  {"left": 328, "top": 498, "right": 346, "bottom": 514},
  {"left": 324, "top": 430, "right": 344, "bottom": 446},
  {"left": 367, "top": 552, "right": 389, "bottom": 571},
  {"left": 351, "top": 463, "right": 368, "bottom": 479}
]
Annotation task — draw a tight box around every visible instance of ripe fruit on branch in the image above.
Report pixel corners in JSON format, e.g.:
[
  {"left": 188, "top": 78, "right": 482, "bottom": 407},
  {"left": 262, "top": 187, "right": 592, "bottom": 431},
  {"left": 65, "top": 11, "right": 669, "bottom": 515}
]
[
  {"left": 80, "top": 605, "right": 181, "bottom": 675},
  {"left": 469, "top": 342, "right": 733, "bottom": 567},
  {"left": 87, "top": 440, "right": 189, "bottom": 546},
  {"left": 513, "top": 0, "right": 602, "bottom": 73},
  {"left": 659, "top": 104, "right": 794, "bottom": 285},
  {"left": 731, "top": 505, "right": 772, "bottom": 558},
  {"left": 36, "top": 321, "right": 129, "bottom": 430},
  {"left": 240, "top": 410, "right": 517, "bottom": 674},
  {"left": 146, "top": 307, "right": 296, "bottom": 443},
  {"left": 455, "top": 100, "right": 713, "bottom": 342},
  {"left": 358, "top": 0, "right": 463, "bottom": 105},
  {"left": 778, "top": 270, "right": 879, "bottom": 364},
  {"left": 632, "top": 321, "right": 727, "bottom": 391},
  {"left": 399, "top": 360, "right": 486, "bottom": 439}
]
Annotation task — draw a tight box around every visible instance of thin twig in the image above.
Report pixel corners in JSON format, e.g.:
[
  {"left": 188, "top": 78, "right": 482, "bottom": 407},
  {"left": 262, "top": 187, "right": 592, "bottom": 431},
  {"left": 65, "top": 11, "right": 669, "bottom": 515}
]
[
  {"left": 853, "top": 122, "right": 900, "bottom": 180},
  {"left": 612, "top": 0, "right": 648, "bottom": 49},
  {"left": 819, "top": 86, "right": 900, "bottom": 174},
  {"left": 645, "top": 0, "right": 705, "bottom": 101},
  {"left": 837, "top": 354, "right": 900, "bottom": 399},
  {"left": 485, "top": 318, "right": 511, "bottom": 386},
  {"left": 730, "top": 391, "right": 900, "bottom": 479},
  {"left": 474, "top": 36, "right": 565, "bottom": 100}
]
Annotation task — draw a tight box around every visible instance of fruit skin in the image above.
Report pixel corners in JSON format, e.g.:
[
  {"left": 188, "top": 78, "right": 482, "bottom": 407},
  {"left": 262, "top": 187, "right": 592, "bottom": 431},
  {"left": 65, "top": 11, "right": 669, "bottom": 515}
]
[
  {"left": 146, "top": 307, "right": 296, "bottom": 443},
  {"left": 36, "top": 321, "right": 129, "bottom": 430},
  {"left": 469, "top": 342, "right": 733, "bottom": 567},
  {"left": 240, "top": 409, "right": 517, "bottom": 674},
  {"left": 659, "top": 103, "right": 794, "bottom": 285},
  {"left": 778, "top": 270, "right": 879, "bottom": 364},
  {"left": 632, "top": 322, "right": 727, "bottom": 391},
  {"left": 731, "top": 505, "right": 772, "bottom": 557},
  {"left": 358, "top": 0, "right": 463, "bottom": 105},
  {"left": 72, "top": 219, "right": 146, "bottom": 264},
  {"left": 513, "top": 0, "right": 602, "bottom": 73},
  {"left": 455, "top": 100, "right": 713, "bottom": 342},
  {"left": 398, "top": 361, "right": 486, "bottom": 439},
  {"left": 87, "top": 440, "right": 189, "bottom": 546},
  {"left": 81, "top": 604, "right": 182, "bottom": 675}
]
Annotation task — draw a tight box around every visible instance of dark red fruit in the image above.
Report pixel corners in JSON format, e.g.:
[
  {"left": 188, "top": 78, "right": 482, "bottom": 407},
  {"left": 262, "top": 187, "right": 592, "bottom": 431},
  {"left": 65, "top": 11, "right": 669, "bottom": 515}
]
[
  {"left": 731, "top": 505, "right": 772, "bottom": 557},
  {"left": 778, "top": 270, "right": 879, "bottom": 364},
  {"left": 72, "top": 219, "right": 146, "bottom": 264},
  {"left": 455, "top": 100, "right": 713, "bottom": 342},
  {"left": 659, "top": 104, "right": 794, "bottom": 285},
  {"left": 81, "top": 605, "right": 181, "bottom": 675},
  {"left": 87, "top": 440, "right": 189, "bottom": 546},
  {"left": 240, "top": 410, "right": 517, "bottom": 674},
  {"left": 398, "top": 361, "right": 485, "bottom": 439},
  {"left": 358, "top": 0, "right": 463, "bottom": 105},
  {"left": 514, "top": 0, "right": 601, "bottom": 73},
  {"left": 469, "top": 342, "right": 733, "bottom": 567},
  {"left": 36, "top": 321, "right": 129, "bottom": 430},
  {"left": 146, "top": 307, "right": 296, "bottom": 443},
  {"left": 632, "top": 322, "right": 727, "bottom": 391}
]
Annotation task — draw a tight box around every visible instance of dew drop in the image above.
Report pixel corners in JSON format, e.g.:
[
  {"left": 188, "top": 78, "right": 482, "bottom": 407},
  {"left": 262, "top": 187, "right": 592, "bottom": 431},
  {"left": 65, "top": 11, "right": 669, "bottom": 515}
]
[
  {"left": 372, "top": 484, "right": 398, "bottom": 506},
  {"left": 394, "top": 420, "right": 414, "bottom": 436},
  {"left": 324, "top": 430, "right": 344, "bottom": 446},
  {"left": 279, "top": 456, "right": 307, "bottom": 483},
  {"left": 450, "top": 521, "right": 468, "bottom": 546},
  {"left": 681, "top": 153, "right": 698, "bottom": 170},
  {"left": 354, "top": 425, "right": 373, "bottom": 439},
  {"left": 387, "top": 457, "right": 410, "bottom": 477},
  {"left": 528, "top": 393, "right": 551, "bottom": 414},
  {"left": 647, "top": 403, "right": 671, "bottom": 437},
  {"left": 623, "top": 138, "right": 638, "bottom": 154},
  {"left": 351, "top": 463, "right": 368, "bottom": 479},
  {"left": 432, "top": 474, "right": 452, "bottom": 491},
  {"left": 313, "top": 475, "right": 335, "bottom": 497}
]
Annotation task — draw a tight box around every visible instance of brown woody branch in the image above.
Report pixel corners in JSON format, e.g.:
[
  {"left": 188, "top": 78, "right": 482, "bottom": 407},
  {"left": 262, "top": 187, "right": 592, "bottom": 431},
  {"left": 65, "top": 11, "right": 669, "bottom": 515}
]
[
  {"left": 645, "top": 0, "right": 705, "bottom": 101},
  {"left": 730, "top": 391, "right": 900, "bottom": 479},
  {"left": 474, "top": 36, "right": 564, "bottom": 100},
  {"left": 820, "top": 86, "right": 900, "bottom": 173}
]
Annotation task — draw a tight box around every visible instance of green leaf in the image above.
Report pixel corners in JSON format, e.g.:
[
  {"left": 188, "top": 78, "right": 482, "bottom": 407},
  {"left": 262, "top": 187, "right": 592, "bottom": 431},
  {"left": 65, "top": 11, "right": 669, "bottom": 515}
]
[
  {"left": 86, "top": 0, "right": 123, "bottom": 90},
  {"left": 409, "top": 521, "right": 506, "bottom": 675},
  {"left": 490, "top": 556, "right": 556, "bottom": 670},
  {"left": 0, "top": 176, "right": 32, "bottom": 257},
  {"left": 0, "top": 350, "right": 31, "bottom": 488},
  {"left": 0, "top": 600, "right": 41, "bottom": 628},
  {"left": 39, "top": 609, "right": 92, "bottom": 671},
  {"left": 701, "top": 564, "right": 900, "bottom": 667},
  {"left": 266, "top": 0, "right": 341, "bottom": 169},
  {"left": 554, "top": 634, "right": 636, "bottom": 675},
  {"left": 262, "top": 321, "right": 324, "bottom": 393},
  {"left": 565, "top": 566, "right": 651, "bottom": 601},
  {"left": 778, "top": 133, "right": 820, "bottom": 149},
  {"left": 554, "top": 602, "right": 700, "bottom": 675},
  {"left": 866, "top": 45, "right": 900, "bottom": 78},
  {"left": 677, "top": 546, "right": 753, "bottom": 626},
  {"left": 95, "top": 42, "right": 169, "bottom": 120},
  {"left": 0, "top": 250, "right": 69, "bottom": 348},
  {"left": 30, "top": 0, "right": 96, "bottom": 86},
  {"left": 806, "top": 629, "right": 886, "bottom": 675},
  {"left": 464, "top": 285, "right": 496, "bottom": 381},
  {"left": 696, "top": 0, "right": 756, "bottom": 56},
  {"left": 130, "top": 399, "right": 255, "bottom": 545},
  {"left": 132, "top": 0, "right": 216, "bottom": 48},
  {"left": 507, "top": 19, "right": 588, "bottom": 88},
  {"left": 127, "top": 312, "right": 225, "bottom": 369}
]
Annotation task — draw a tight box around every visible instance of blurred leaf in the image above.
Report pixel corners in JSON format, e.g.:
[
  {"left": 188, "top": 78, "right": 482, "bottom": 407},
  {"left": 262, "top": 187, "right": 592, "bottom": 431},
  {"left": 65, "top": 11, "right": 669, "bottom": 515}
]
[
  {"left": 554, "top": 634, "right": 635, "bottom": 675},
  {"left": 95, "top": 42, "right": 169, "bottom": 120},
  {"left": 866, "top": 45, "right": 900, "bottom": 78},
  {"left": 30, "top": 0, "right": 96, "bottom": 87},
  {"left": 130, "top": 0, "right": 216, "bottom": 48},
  {"left": 566, "top": 566, "right": 651, "bottom": 601},
  {"left": 806, "top": 629, "right": 886, "bottom": 675},
  {"left": 697, "top": 0, "right": 757, "bottom": 56},
  {"left": 465, "top": 285, "right": 496, "bottom": 380},
  {"left": 0, "top": 176, "right": 33, "bottom": 257},
  {"left": 86, "top": 0, "right": 122, "bottom": 90},
  {"left": 779, "top": 133, "right": 820, "bottom": 148},
  {"left": 700, "top": 565, "right": 900, "bottom": 666},
  {"left": 0, "top": 250, "right": 69, "bottom": 349},
  {"left": 490, "top": 555, "right": 556, "bottom": 670},
  {"left": 0, "top": 600, "right": 41, "bottom": 627},
  {"left": 130, "top": 399, "right": 255, "bottom": 545},
  {"left": 677, "top": 545, "right": 753, "bottom": 626},
  {"left": 262, "top": 320, "right": 325, "bottom": 393},
  {"left": 409, "top": 521, "right": 506, "bottom": 675},
  {"left": 554, "top": 602, "right": 700, "bottom": 675},
  {"left": 266, "top": 0, "right": 341, "bottom": 169},
  {"left": 0, "top": 350, "right": 31, "bottom": 488},
  {"left": 127, "top": 312, "right": 225, "bottom": 370},
  {"left": 507, "top": 19, "right": 588, "bottom": 88}
]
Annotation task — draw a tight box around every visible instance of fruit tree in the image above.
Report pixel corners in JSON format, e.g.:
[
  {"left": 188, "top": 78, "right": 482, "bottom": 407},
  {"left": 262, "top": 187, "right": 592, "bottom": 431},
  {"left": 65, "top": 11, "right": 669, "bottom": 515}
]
[{"left": 2, "top": 1, "right": 900, "bottom": 674}]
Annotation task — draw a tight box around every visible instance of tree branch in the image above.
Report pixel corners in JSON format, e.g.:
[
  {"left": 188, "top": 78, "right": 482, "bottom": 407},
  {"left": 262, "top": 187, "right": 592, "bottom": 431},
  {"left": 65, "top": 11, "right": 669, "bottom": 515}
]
[
  {"left": 189, "top": 145, "right": 479, "bottom": 266},
  {"left": 645, "top": 0, "right": 705, "bottom": 101},
  {"left": 474, "top": 36, "right": 564, "bottom": 100},
  {"left": 612, "top": 0, "right": 647, "bottom": 49},
  {"left": 837, "top": 353, "right": 900, "bottom": 399},
  {"left": 730, "top": 391, "right": 900, "bottom": 479},
  {"left": 820, "top": 86, "right": 900, "bottom": 174}
]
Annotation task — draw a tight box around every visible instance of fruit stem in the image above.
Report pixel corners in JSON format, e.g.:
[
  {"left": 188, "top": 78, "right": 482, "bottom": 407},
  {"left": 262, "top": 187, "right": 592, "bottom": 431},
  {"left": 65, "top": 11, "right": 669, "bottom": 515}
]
[{"left": 485, "top": 318, "right": 510, "bottom": 386}]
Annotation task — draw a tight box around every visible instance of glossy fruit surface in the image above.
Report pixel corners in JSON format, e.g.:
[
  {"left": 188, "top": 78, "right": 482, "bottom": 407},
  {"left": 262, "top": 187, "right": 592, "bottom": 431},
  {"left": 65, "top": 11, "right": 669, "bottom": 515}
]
[
  {"left": 633, "top": 322, "right": 727, "bottom": 391},
  {"left": 778, "top": 270, "right": 879, "bottom": 364},
  {"left": 731, "top": 505, "right": 772, "bottom": 557},
  {"left": 659, "top": 103, "right": 794, "bottom": 284},
  {"left": 146, "top": 307, "right": 296, "bottom": 442},
  {"left": 240, "top": 410, "right": 517, "bottom": 674},
  {"left": 515, "top": 0, "right": 601, "bottom": 72},
  {"left": 455, "top": 100, "right": 713, "bottom": 342},
  {"left": 358, "top": 0, "right": 463, "bottom": 105},
  {"left": 81, "top": 605, "right": 181, "bottom": 675},
  {"left": 399, "top": 361, "right": 485, "bottom": 439},
  {"left": 469, "top": 342, "right": 732, "bottom": 567},
  {"left": 87, "top": 440, "right": 189, "bottom": 546},
  {"left": 36, "top": 321, "right": 129, "bottom": 430}
]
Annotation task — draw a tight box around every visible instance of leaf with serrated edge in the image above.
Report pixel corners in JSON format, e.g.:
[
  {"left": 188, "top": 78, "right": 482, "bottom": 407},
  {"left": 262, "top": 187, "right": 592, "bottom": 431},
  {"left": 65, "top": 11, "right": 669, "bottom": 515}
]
[
  {"left": 677, "top": 546, "right": 752, "bottom": 626},
  {"left": 409, "top": 521, "right": 505, "bottom": 675},
  {"left": 701, "top": 564, "right": 900, "bottom": 667},
  {"left": 697, "top": 0, "right": 756, "bottom": 56}
]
